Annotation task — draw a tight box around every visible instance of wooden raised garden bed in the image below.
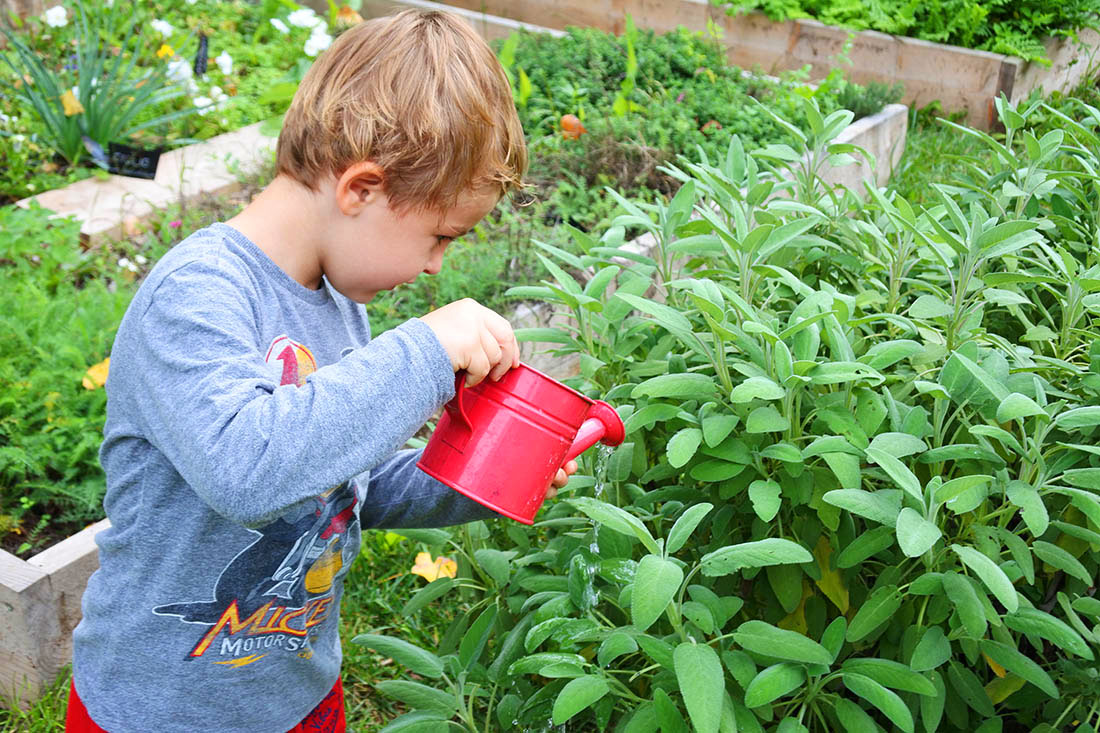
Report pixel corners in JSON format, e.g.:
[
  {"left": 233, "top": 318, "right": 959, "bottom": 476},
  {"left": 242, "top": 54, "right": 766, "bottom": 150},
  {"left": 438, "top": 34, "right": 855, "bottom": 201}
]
[{"left": 410, "top": 0, "right": 1098, "bottom": 130}]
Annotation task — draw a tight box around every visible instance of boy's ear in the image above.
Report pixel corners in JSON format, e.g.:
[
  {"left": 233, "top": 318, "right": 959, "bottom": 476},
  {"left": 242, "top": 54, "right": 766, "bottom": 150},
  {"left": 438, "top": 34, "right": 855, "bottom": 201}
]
[{"left": 335, "top": 161, "right": 386, "bottom": 214}]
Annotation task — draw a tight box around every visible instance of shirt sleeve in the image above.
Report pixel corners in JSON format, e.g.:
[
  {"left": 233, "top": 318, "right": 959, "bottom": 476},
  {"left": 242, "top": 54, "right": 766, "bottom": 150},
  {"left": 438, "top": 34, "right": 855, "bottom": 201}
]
[
  {"left": 116, "top": 260, "right": 456, "bottom": 527},
  {"left": 357, "top": 449, "right": 501, "bottom": 529}
]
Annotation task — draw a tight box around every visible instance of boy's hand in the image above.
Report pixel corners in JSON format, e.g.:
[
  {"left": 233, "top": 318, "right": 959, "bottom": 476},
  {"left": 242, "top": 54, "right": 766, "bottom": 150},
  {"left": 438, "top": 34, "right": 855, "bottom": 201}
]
[
  {"left": 546, "top": 459, "right": 578, "bottom": 500},
  {"left": 419, "top": 299, "right": 520, "bottom": 387}
]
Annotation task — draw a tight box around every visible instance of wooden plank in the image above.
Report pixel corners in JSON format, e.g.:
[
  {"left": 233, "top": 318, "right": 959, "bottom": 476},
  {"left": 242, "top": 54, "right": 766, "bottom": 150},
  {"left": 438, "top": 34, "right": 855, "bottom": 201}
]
[
  {"left": 1013, "top": 27, "right": 1100, "bottom": 105},
  {"left": 0, "top": 554, "right": 54, "bottom": 708}
]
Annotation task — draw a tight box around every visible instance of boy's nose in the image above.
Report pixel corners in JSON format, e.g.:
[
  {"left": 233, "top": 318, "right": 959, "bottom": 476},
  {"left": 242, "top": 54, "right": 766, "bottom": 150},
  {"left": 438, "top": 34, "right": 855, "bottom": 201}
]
[{"left": 424, "top": 251, "right": 445, "bottom": 275}]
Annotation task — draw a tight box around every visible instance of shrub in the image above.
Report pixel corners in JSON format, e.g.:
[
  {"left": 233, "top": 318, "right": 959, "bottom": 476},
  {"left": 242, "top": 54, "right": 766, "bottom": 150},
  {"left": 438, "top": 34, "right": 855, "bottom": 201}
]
[
  {"left": 0, "top": 205, "right": 133, "bottom": 552},
  {"left": 354, "top": 96, "right": 1100, "bottom": 731}
]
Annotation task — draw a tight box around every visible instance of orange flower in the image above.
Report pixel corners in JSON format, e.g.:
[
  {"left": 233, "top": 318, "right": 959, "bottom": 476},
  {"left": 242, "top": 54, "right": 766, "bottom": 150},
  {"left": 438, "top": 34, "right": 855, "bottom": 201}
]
[
  {"left": 560, "top": 113, "right": 586, "bottom": 140},
  {"left": 82, "top": 358, "right": 109, "bottom": 390},
  {"left": 60, "top": 90, "right": 84, "bottom": 117},
  {"left": 410, "top": 551, "right": 456, "bottom": 582},
  {"left": 336, "top": 5, "right": 364, "bottom": 27}
]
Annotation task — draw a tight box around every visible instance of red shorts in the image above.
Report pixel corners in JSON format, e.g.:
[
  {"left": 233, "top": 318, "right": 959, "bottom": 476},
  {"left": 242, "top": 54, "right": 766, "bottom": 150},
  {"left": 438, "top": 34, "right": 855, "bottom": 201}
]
[{"left": 65, "top": 676, "right": 346, "bottom": 732}]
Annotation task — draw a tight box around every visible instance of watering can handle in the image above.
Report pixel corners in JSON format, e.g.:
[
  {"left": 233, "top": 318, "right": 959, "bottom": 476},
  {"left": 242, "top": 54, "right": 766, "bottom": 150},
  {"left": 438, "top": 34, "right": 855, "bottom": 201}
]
[
  {"left": 444, "top": 372, "right": 474, "bottom": 434},
  {"left": 564, "top": 400, "right": 626, "bottom": 463}
]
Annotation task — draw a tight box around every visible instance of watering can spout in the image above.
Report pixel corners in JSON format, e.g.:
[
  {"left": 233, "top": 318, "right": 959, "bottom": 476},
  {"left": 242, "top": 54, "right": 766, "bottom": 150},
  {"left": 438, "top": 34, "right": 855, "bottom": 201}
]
[{"left": 565, "top": 400, "right": 625, "bottom": 462}]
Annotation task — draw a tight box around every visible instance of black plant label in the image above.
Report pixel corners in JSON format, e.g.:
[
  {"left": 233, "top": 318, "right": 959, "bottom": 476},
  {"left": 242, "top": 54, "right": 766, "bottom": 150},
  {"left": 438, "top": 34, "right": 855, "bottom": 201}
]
[
  {"left": 108, "top": 142, "right": 162, "bottom": 180},
  {"left": 193, "top": 33, "right": 209, "bottom": 76}
]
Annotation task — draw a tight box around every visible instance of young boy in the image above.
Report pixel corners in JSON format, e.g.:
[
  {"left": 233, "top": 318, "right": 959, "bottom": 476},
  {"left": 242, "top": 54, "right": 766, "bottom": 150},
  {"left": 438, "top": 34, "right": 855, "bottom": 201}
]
[{"left": 68, "top": 10, "right": 573, "bottom": 731}]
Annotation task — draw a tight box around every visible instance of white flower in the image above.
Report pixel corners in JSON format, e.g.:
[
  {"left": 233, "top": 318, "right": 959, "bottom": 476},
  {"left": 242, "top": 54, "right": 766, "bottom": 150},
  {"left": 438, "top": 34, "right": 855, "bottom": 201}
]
[
  {"left": 193, "top": 95, "right": 213, "bottom": 115},
  {"left": 135, "top": 254, "right": 148, "bottom": 265},
  {"left": 184, "top": 0, "right": 197, "bottom": 4},
  {"left": 43, "top": 5, "right": 67, "bottom": 27},
  {"left": 214, "top": 51, "right": 232, "bottom": 75},
  {"left": 0, "top": 112, "right": 12, "bottom": 125},
  {"left": 270, "top": 18, "right": 289, "bottom": 34},
  {"left": 186, "top": 78, "right": 200, "bottom": 94},
  {"left": 166, "top": 59, "right": 193, "bottom": 83},
  {"left": 150, "top": 19, "right": 174, "bottom": 37},
  {"left": 287, "top": 8, "right": 324, "bottom": 28},
  {"left": 118, "top": 257, "right": 137, "bottom": 271},
  {"left": 304, "top": 29, "right": 332, "bottom": 57}
]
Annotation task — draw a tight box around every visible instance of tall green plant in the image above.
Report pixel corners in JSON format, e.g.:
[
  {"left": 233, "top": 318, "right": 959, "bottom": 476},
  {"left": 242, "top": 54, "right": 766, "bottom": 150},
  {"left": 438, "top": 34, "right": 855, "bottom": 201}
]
[
  {"left": 354, "top": 95, "right": 1100, "bottom": 731},
  {"left": 0, "top": 0, "right": 199, "bottom": 166}
]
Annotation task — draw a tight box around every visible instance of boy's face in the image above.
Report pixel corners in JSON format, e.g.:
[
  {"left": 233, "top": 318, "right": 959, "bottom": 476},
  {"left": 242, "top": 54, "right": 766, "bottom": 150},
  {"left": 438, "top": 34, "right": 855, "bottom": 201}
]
[{"left": 324, "top": 181, "right": 499, "bottom": 304}]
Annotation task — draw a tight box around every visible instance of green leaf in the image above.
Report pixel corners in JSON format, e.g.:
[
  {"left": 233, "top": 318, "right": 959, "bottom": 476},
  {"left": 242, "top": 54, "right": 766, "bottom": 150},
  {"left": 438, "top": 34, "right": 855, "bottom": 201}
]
[
  {"left": 979, "top": 640, "right": 1058, "bottom": 698},
  {"left": 632, "top": 555, "right": 684, "bottom": 632},
  {"left": 351, "top": 634, "right": 445, "bottom": 678},
  {"left": 910, "top": 626, "right": 951, "bottom": 671},
  {"left": 701, "top": 539, "right": 812, "bottom": 576},
  {"left": 668, "top": 428, "right": 704, "bottom": 468},
  {"left": 374, "top": 680, "right": 459, "bottom": 717},
  {"left": 846, "top": 585, "right": 903, "bottom": 642},
  {"left": 733, "top": 621, "right": 833, "bottom": 665},
  {"left": 942, "top": 572, "right": 987, "bottom": 638},
  {"left": 401, "top": 578, "right": 456, "bottom": 616},
  {"left": 951, "top": 544, "right": 1019, "bottom": 613},
  {"left": 746, "top": 405, "right": 790, "bottom": 433},
  {"left": 597, "top": 632, "right": 638, "bottom": 668},
  {"left": 858, "top": 340, "right": 922, "bottom": 370},
  {"left": 674, "top": 643, "right": 725, "bottom": 733},
  {"left": 834, "top": 698, "right": 878, "bottom": 733},
  {"left": 836, "top": 526, "right": 895, "bottom": 568},
  {"left": 1005, "top": 607, "right": 1093, "bottom": 659},
  {"left": 896, "top": 507, "right": 942, "bottom": 557},
  {"left": 822, "top": 489, "right": 901, "bottom": 525},
  {"left": 1063, "top": 468, "right": 1100, "bottom": 489},
  {"left": 743, "top": 663, "right": 806, "bottom": 708},
  {"left": 936, "top": 475, "right": 994, "bottom": 510},
  {"left": 1032, "top": 540, "right": 1092, "bottom": 586},
  {"left": 632, "top": 373, "right": 719, "bottom": 400},
  {"left": 909, "top": 295, "right": 953, "bottom": 319},
  {"left": 569, "top": 497, "right": 659, "bottom": 555},
  {"left": 841, "top": 658, "right": 937, "bottom": 696},
  {"left": 666, "top": 503, "right": 714, "bottom": 555},
  {"left": 749, "top": 480, "right": 782, "bottom": 522},
  {"left": 377, "top": 710, "right": 452, "bottom": 732},
  {"left": 947, "top": 661, "right": 995, "bottom": 717},
  {"left": 702, "top": 413, "right": 740, "bottom": 447},
  {"left": 1055, "top": 406, "right": 1100, "bottom": 430},
  {"left": 866, "top": 448, "right": 923, "bottom": 504},
  {"left": 996, "top": 393, "right": 1045, "bottom": 422},
  {"left": 731, "top": 376, "right": 785, "bottom": 403},
  {"left": 823, "top": 453, "right": 862, "bottom": 490},
  {"left": 474, "top": 548, "right": 514, "bottom": 587},
  {"left": 868, "top": 432, "right": 926, "bottom": 458},
  {"left": 552, "top": 675, "right": 610, "bottom": 725},
  {"left": 615, "top": 292, "right": 695, "bottom": 335},
  {"left": 842, "top": 673, "right": 914, "bottom": 733}
]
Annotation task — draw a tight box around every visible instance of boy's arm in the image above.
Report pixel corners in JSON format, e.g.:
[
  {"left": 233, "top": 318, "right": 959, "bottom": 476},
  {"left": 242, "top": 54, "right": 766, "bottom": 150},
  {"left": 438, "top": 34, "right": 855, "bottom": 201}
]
[
  {"left": 117, "top": 262, "right": 455, "bottom": 526},
  {"left": 356, "top": 449, "right": 499, "bottom": 529}
]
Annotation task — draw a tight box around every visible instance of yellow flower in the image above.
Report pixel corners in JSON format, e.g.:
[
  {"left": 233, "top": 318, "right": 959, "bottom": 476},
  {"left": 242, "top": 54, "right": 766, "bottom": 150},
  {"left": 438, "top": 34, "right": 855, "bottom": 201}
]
[
  {"left": 59, "top": 89, "right": 84, "bottom": 116},
  {"left": 156, "top": 43, "right": 174, "bottom": 59},
  {"left": 82, "top": 358, "right": 110, "bottom": 390},
  {"left": 410, "top": 551, "right": 456, "bottom": 582}
]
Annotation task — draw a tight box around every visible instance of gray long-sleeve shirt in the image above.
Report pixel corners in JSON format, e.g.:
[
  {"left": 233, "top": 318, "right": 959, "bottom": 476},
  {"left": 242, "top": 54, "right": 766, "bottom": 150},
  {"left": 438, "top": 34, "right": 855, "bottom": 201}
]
[{"left": 72, "top": 223, "right": 495, "bottom": 732}]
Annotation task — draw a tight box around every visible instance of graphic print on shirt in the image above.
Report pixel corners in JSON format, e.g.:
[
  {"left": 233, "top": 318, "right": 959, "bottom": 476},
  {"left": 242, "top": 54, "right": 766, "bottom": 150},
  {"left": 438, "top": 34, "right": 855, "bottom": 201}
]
[{"left": 151, "top": 335, "right": 361, "bottom": 667}]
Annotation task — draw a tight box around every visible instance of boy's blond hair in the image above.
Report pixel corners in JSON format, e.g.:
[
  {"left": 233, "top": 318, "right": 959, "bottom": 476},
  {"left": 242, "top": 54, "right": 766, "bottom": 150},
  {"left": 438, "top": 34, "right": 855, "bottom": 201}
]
[{"left": 276, "top": 9, "right": 527, "bottom": 212}]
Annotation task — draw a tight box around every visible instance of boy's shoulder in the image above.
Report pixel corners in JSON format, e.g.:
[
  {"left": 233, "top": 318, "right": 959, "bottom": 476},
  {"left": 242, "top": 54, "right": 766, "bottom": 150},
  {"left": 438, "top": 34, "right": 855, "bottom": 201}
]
[{"left": 138, "top": 223, "right": 269, "bottom": 306}]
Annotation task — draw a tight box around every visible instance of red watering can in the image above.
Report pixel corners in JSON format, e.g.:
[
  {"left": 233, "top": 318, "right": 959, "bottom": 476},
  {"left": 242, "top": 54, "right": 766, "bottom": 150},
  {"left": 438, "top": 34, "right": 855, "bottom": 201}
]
[{"left": 417, "top": 363, "right": 626, "bottom": 524}]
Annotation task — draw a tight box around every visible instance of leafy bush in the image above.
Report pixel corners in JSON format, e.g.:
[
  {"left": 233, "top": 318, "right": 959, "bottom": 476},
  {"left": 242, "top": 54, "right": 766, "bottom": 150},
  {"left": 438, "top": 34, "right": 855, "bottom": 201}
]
[
  {"left": 0, "top": 205, "right": 133, "bottom": 552},
  {"left": 716, "top": 0, "right": 1100, "bottom": 64},
  {"left": 354, "top": 96, "right": 1100, "bottom": 731},
  {"left": 497, "top": 23, "right": 900, "bottom": 232}
]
